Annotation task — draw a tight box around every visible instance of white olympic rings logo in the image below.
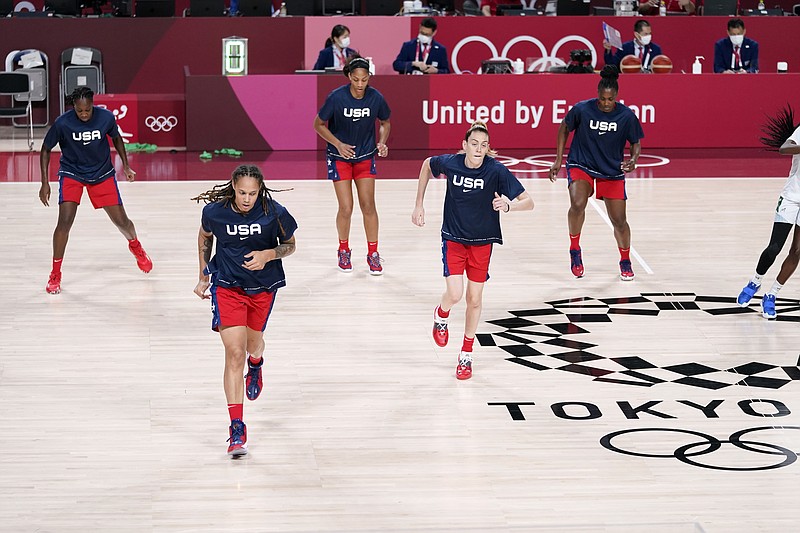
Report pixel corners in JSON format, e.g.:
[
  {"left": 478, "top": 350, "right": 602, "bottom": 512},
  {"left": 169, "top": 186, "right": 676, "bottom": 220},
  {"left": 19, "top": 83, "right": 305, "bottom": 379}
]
[
  {"left": 450, "top": 35, "right": 598, "bottom": 74},
  {"left": 493, "top": 154, "right": 671, "bottom": 173},
  {"left": 145, "top": 115, "right": 178, "bottom": 133}
]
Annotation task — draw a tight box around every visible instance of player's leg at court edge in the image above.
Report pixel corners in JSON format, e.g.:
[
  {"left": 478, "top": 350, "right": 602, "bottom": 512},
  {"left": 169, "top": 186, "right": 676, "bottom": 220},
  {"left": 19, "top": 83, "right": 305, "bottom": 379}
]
[
  {"left": 567, "top": 180, "right": 591, "bottom": 278},
  {"left": 333, "top": 180, "right": 354, "bottom": 272},
  {"left": 604, "top": 198, "right": 634, "bottom": 281},
  {"left": 760, "top": 225, "right": 800, "bottom": 319},
  {"left": 46, "top": 202, "right": 78, "bottom": 294},
  {"left": 737, "top": 222, "right": 791, "bottom": 310},
  {"left": 103, "top": 204, "right": 153, "bottom": 273},
  {"left": 220, "top": 325, "right": 249, "bottom": 456},
  {"left": 244, "top": 327, "right": 266, "bottom": 402},
  {"left": 457, "top": 280, "right": 485, "bottom": 380},
  {"left": 354, "top": 177, "right": 382, "bottom": 275}
]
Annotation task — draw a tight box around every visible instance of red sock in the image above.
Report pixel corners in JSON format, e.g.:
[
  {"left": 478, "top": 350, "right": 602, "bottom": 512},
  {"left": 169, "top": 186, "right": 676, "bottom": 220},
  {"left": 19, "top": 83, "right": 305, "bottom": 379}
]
[
  {"left": 569, "top": 233, "right": 581, "bottom": 250},
  {"left": 248, "top": 354, "right": 262, "bottom": 366},
  {"left": 52, "top": 258, "right": 63, "bottom": 274},
  {"left": 437, "top": 305, "right": 450, "bottom": 319},
  {"left": 368, "top": 241, "right": 378, "bottom": 255},
  {"left": 461, "top": 336, "right": 475, "bottom": 352},
  {"left": 619, "top": 247, "right": 631, "bottom": 261},
  {"left": 227, "top": 403, "right": 243, "bottom": 422},
  {"left": 128, "top": 238, "right": 141, "bottom": 247},
  {"left": 338, "top": 240, "right": 349, "bottom": 251}
]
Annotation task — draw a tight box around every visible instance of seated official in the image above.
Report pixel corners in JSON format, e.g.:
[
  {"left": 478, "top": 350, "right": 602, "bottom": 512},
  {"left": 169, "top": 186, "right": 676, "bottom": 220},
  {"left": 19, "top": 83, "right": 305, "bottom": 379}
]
[
  {"left": 603, "top": 19, "right": 663, "bottom": 72},
  {"left": 313, "top": 25, "right": 357, "bottom": 71},
  {"left": 714, "top": 18, "right": 758, "bottom": 74},
  {"left": 637, "top": 0, "right": 696, "bottom": 15},
  {"left": 393, "top": 17, "right": 450, "bottom": 75}
]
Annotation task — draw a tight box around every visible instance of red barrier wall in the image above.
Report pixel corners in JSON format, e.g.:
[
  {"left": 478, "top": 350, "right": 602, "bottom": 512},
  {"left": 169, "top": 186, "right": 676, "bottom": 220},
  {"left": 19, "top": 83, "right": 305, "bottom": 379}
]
[{"left": 186, "top": 73, "right": 800, "bottom": 150}]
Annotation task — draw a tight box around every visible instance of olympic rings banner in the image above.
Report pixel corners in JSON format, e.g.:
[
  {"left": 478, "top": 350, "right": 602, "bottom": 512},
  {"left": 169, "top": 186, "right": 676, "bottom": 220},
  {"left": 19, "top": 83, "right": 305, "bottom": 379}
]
[{"left": 95, "top": 94, "right": 185, "bottom": 148}]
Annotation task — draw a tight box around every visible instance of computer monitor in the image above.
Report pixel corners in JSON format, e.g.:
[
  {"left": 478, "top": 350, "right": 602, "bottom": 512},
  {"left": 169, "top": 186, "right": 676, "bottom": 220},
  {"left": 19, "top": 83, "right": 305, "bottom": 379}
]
[
  {"left": 701, "top": 0, "right": 737, "bottom": 15},
  {"left": 366, "top": 0, "right": 400, "bottom": 15},
  {"left": 135, "top": 0, "right": 175, "bottom": 16},
  {"left": 190, "top": 0, "right": 225, "bottom": 15},
  {"left": 556, "top": 0, "right": 590, "bottom": 15},
  {"left": 286, "top": 0, "right": 314, "bottom": 15},
  {"left": 481, "top": 59, "right": 512, "bottom": 74},
  {"left": 237, "top": 0, "right": 269, "bottom": 15},
  {"left": 45, "top": 0, "right": 81, "bottom": 15}
]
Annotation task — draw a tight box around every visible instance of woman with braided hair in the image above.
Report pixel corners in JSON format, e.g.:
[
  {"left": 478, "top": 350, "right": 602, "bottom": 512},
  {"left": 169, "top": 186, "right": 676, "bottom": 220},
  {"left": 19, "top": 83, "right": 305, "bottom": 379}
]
[
  {"left": 314, "top": 54, "right": 391, "bottom": 275},
  {"left": 192, "top": 165, "right": 298, "bottom": 456},
  {"left": 736, "top": 105, "right": 800, "bottom": 319},
  {"left": 39, "top": 86, "right": 152, "bottom": 295}
]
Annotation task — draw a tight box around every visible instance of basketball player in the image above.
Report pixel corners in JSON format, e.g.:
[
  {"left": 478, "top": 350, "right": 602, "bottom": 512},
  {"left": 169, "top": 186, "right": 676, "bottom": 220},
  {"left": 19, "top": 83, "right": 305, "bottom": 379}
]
[
  {"left": 192, "top": 165, "right": 297, "bottom": 457},
  {"left": 39, "top": 86, "right": 152, "bottom": 294},
  {"left": 313, "top": 55, "right": 391, "bottom": 275},
  {"left": 736, "top": 106, "right": 800, "bottom": 319},
  {"left": 412, "top": 122, "right": 534, "bottom": 380},
  {"left": 548, "top": 65, "right": 644, "bottom": 281}
]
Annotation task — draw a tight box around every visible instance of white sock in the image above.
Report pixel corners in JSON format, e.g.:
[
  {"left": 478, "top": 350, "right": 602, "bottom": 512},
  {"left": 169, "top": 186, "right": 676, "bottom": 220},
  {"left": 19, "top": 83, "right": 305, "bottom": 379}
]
[
  {"left": 769, "top": 281, "right": 783, "bottom": 296},
  {"left": 752, "top": 273, "right": 763, "bottom": 285}
]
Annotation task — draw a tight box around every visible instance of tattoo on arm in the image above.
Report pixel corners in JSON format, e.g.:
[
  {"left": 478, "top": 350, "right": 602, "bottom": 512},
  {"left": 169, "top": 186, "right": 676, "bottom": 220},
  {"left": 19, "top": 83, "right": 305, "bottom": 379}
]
[
  {"left": 273, "top": 241, "right": 296, "bottom": 260},
  {"left": 200, "top": 235, "right": 213, "bottom": 263}
]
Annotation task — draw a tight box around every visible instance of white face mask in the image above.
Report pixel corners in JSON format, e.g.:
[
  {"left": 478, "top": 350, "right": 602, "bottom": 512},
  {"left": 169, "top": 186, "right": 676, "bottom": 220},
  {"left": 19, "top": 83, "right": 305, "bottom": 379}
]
[
  {"left": 338, "top": 36, "right": 350, "bottom": 49},
  {"left": 418, "top": 34, "right": 432, "bottom": 46},
  {"left": 729, "top": 34, "right": 744, "bottom": 46},
  {"left": 638, "top": 34, "right": 652, "bottom": 46}
]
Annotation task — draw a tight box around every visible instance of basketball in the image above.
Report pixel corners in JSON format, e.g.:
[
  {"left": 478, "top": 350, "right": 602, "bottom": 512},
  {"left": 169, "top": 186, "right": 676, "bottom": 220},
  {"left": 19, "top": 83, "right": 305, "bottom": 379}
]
[
  {"left": 620, "top": 55, "right": 642, "bottom": 74},
  {"left": 651, "top": 54, "right": 673, "bottom": 74}
]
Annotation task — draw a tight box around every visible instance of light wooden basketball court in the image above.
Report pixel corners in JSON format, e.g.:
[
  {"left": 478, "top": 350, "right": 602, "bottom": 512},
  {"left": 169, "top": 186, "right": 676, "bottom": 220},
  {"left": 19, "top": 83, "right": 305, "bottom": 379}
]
[{"left": 2, "top": 172, "right": 799, "bottom": 532}]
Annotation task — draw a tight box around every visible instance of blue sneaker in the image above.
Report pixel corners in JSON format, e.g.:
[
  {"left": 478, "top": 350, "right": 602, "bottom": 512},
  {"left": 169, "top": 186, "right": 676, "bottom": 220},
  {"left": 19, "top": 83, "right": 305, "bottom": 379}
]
[
  {"left": 761, "top": 294, "right": 777, "bottom": 319},
  {"left": 737, "top": 281, "right": 760, "bottom": 307},
  {"left": 338, "top": 248, "right": 352, "bottom": 273},
  {"left": 570, "top": 249, "right": 584, "bottom": 278},
  {"left": 619, "top": 259, "right": 635, "bottom": 281},
  {"left": 245, "top": 357, "right": 263, "bottom": 401},
  {"left": 227, "top": 419, "right": 248, "bottom": 456}
]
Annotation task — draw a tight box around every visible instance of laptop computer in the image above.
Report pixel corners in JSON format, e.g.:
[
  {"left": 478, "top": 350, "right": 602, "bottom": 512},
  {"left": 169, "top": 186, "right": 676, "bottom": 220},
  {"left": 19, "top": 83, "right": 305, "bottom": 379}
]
[
  {"left": 498, "top": 6, "right": 544, "bottom": 15},
  {"left": 701, "top": 0, "right": 737, "bottom": 16}
]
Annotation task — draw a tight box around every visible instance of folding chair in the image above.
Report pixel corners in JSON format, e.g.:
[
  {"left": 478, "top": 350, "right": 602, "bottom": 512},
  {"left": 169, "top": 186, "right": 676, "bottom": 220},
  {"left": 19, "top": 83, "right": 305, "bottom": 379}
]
[
  {"left": 60, "top": 46, "right": 104, "bottom": 115},
  {"left": 5, "top": 49, "right": 50, "bottom": 127},
  {"left": 0, "top": 72, "right": 34, "bottom": 151}
]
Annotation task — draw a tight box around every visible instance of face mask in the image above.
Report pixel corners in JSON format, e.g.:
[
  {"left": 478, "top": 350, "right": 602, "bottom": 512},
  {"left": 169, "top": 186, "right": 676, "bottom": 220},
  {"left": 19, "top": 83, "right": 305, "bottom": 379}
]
[
  {"left": 729, "top": 34, "right": 744, "bottom": 46},
  {"left": 638, "top": 34, "right": 652, "bottom": 46},
  {"left": 418, "top": 34, "right": 432, "bottom": 46},
  {"left": 338, "top": 36, "right": 350, "bottom": 49}
]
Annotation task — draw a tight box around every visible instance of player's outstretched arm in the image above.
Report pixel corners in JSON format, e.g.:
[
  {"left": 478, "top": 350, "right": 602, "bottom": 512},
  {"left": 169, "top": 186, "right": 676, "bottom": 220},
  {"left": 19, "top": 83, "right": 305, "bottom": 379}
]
[
  {"left": 194, "top": 227, "right": 214, "bottom": 299},
  {"left": 412, "top": 157, "right": 433, "bottom": 227}
]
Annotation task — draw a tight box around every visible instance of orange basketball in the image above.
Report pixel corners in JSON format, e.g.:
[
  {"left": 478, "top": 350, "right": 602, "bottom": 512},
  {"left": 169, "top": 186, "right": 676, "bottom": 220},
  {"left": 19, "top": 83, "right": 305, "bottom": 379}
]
[
  {"left": 651, "top": 54, "right": 673, "bottom": 74},
  {"left": 620, "top": 55, "right": 642, "bottom": 74}
]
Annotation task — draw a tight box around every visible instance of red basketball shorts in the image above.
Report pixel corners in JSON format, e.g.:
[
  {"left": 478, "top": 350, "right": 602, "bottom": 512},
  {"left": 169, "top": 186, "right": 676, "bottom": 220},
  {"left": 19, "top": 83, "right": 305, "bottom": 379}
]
[
  {"left": 442, "top": 239, "right": 493, "bottom": 283},
  {"left": 567, "top": 167, "right": 627, "bottom": 201},
  {"left": 211, "top": 286, "right": 277, "bottom": 332},
  {"left": 327, "top": 156, "right": 377, "bottom": 181},
  {"left": 59, "top": 176, "right": 123, "bottom": 208}
]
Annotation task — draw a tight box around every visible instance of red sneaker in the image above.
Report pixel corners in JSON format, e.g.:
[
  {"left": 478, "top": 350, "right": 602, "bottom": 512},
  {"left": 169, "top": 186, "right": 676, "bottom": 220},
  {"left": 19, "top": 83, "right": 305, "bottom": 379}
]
[
  {"left": 570, "top": 248, "right": 584, "bottom": 278},
  {"left": 227, "top": 419, "right": 248, "bottom": 456},
  {"left": 456, "top": 351, "right": 473, "bottom": 380},
  {"left": 367, "top": 251, "right": 383, "bottom": 276},
  {"left": 337, "top": 248, "right": 352, "bottom": 272},
  {"left": 619, "top": 259, "right": 635, "bottom": 281},
  {"left": 46, "top": 271, "right": 61, "bottom": 294},
  {"left": 129, "top": 241, "right": 153, "bottom": 273},
  {"left": 433, "top": 307, "right": 449, "bottom": 347}
]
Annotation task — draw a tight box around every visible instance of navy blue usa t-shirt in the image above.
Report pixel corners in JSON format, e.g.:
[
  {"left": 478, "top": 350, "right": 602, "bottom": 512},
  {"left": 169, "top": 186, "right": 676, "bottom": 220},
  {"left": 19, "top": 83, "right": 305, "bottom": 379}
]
[
  {"left": 564, "top": 99, "right": 644, "bottom": 180},
  {"left": 201, "top": 197, "right": 298, "bottom": 294},
  {"left": 318, "top": 85, "right": 391, "bottom": 163},
  {"left": 43, "top": 106, "right": 120, "bottom": 184},
  {"left": 429, "top": 154, "right": 526, "bottom": 246}
]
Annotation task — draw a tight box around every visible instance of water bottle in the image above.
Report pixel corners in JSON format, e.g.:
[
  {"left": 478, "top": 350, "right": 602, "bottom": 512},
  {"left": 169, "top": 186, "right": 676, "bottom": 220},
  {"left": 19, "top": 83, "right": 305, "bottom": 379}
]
[
  {"left": 513, "top": 58, "right": 524, "bottom": 74},
  {"left": 757, "top": 0, "right": 765, "bottom": 8},
  {"left": 279, "top": 2, "right": 287, "bottom": 15},
  {"left": 659, "top": 0, "right": 666, "bottom": 15}
]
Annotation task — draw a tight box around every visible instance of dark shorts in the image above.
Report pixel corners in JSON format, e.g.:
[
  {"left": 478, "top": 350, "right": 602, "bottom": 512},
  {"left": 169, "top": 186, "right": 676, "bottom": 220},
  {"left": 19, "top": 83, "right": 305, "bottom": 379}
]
[
  {"left": 442, "top": 239, "right": 492, "bottom": 283},
  {"left": 59, "top": 176, "right": 122, "bottom": 208},
  {"left": 211, "top": 286, "right": 277, "bottom": 332},
  {"left": 567, "top": 167, "right": 627, "bottom": 201}
]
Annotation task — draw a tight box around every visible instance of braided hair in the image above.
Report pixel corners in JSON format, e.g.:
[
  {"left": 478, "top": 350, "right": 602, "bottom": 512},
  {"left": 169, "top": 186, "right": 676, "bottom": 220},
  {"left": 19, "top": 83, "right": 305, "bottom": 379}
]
[
  {"left": 598, "top": 65, "right": 620, "bottom": 94},
  {"left": 67, "top": 86, "right": 94, "bottom": 106},
  {"left": 192, "top": 165, "right": 289, "bottom": 236},
  {"left": 760, "top": 105, "right": 798, "bottom": 151}
]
